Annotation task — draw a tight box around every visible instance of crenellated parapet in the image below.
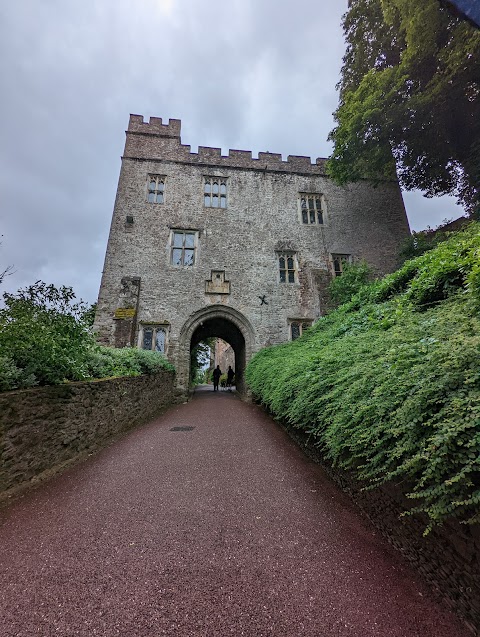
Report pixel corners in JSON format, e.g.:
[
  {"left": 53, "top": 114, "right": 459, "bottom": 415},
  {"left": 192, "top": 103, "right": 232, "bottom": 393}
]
[
  {"left": 125, "top": 114, "right": 328, "bottom": 175},
  {"left": 128, "top": 114, "right": 181, "bottom": 138}
]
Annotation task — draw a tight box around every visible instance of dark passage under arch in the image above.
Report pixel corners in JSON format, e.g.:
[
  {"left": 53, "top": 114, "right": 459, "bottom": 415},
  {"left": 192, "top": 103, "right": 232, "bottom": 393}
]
[{"left": 191, "top": 317, "right": 246, "bottom": 394}]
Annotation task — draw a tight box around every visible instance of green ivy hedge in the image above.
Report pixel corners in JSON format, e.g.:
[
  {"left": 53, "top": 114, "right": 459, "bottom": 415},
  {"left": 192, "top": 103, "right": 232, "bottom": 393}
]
[{"left": 246, "top": 223, "right": 480, "bottom": 530}]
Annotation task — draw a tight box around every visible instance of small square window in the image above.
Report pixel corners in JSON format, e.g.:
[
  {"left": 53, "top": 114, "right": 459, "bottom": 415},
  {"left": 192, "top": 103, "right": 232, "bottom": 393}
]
[
  {"left": 300, "top": 194, "right": 324, "bottom": 225},
  {"left": 204, "top": 177, "right": 227, "bottom": 208},
  {"left": 170, "top": 230, "right": 198, "bottom": 267},
  {"left": 289, "top": 320, "right": 312, "bottom": 341},
  {"left": 278, "top": 252, "right": 298, "bottom": 284},
  {"left": 147, "top": 175, "right": 165, "bottom": 204},
  {"left": 331, "top": 254, "right": 352, "bottom": 276}
]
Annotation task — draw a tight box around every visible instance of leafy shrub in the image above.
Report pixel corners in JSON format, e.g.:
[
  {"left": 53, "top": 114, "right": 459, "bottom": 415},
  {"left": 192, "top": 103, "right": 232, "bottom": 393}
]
[
  {"left": 84, "top": 347, "right": 118, "bottom": 379},
  {"left": 0, "top": 282, "right": 94, "bottom": 386},
  {"left": 372, "top": 260, "right": 419, "bottom": 302},
  {"left": 0, "top": 356, "right": 37, "bottom": 391},
  {"left": 133, "top": 348, "right": 175, "bottom": 374},
  {"left": 398, "top": 225, "right": 451, "bottom": 263},
  {"left": 86, "top": 346, "right": 174, "bottom": 378},
  {"left": 327, "top": 260, "right": 374, "bottom": 305},
  {"left": 0, "top": 282, "right": 174, "bottom": 391},
  {"left": 246, "top": 222, "right": 480, "bottom": 530},
  {"left": 367, "top": 222, "right": 480, "bottom": 308}
]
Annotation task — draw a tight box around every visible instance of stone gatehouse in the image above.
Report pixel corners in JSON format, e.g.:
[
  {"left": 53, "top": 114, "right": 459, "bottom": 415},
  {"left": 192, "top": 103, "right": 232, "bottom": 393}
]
[{"left": 94, "top": 114, "right": 410, "bottom": 394}]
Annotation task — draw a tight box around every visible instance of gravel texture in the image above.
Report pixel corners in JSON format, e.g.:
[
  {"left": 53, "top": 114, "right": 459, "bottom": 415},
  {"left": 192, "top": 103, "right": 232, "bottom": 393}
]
[{"left": 0, "top": 386, "right": 469, "bottom": 636}]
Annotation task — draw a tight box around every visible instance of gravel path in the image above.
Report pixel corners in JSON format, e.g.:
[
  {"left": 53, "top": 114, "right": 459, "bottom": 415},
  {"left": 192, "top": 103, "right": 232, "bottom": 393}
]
[{"left": 0, "top": 386, "right": 469, "bottom": 636}]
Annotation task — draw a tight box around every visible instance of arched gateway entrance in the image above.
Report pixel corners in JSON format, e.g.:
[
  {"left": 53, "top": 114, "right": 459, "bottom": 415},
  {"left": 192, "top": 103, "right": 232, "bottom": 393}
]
[{"left": 179, "top": 306, "right": 255, "bottom": 396}]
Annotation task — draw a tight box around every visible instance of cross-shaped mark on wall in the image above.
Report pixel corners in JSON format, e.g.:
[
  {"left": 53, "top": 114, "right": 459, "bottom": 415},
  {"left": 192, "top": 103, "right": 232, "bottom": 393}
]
[{"left": 259, "top": 295, "right": 268, "bottom": 305}]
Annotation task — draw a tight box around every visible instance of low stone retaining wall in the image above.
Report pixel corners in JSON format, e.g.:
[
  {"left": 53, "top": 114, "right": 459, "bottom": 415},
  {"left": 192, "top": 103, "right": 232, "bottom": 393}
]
[
  {"left": 0, "top": 371, "right": 177, "bottom": 497},
  {"left": 282, "top": 423, "right": 480, "bottom": 636}
]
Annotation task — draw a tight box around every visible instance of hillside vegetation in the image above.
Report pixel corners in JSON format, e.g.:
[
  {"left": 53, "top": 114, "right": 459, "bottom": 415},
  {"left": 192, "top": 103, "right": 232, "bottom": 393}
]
[{"left": 246, "top": 223, "right": 480, "bottom": 530}]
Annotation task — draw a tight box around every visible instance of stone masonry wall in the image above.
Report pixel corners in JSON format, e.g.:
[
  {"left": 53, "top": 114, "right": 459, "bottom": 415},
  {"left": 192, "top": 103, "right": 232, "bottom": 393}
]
[
  {"left": 0, "top": 371, "right": 176, "bottom": 496},
  {"left": 94, "top": 114, "right": 411, "bottom": 391},
  {"left": 283, "top": 423, "right": 480, "bottom": 636}
]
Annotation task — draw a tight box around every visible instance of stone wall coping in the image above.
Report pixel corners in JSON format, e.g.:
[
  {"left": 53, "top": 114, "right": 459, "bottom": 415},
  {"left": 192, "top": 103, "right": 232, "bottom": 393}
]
[{"left": 0, "top": 372, "right": 174, "bottom": 399}]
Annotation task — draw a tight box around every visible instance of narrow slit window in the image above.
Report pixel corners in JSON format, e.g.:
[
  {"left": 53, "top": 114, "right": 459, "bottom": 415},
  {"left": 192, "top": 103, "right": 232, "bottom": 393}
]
[
  {"left": 155, "top": 329, "right": 166, "bottom": 353},
  {"left": 142, "top": 327, "right": 153, "bottom": 350},
  {"left": 279, "top": 256, "right": 286, "bottom": 283},
  {"left": 291, "top": 322, "right": 301, "bottom": 340}
]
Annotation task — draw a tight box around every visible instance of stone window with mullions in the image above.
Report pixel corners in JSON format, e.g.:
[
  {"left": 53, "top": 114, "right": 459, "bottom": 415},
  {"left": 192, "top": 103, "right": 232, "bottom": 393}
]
[
  {"left": 289, "top": 320, "right": 312, "bottom": 341},
  {"left": 300, "top": 194, "right": 325, "bottom": 225},
  {"left": 204, "top": 177, "right": 227, "bottom": 208},
  {"left": 139, "top": 324, "right": 167, "bottom": 354},
  {"left": 170, "top": 230, "right": 198, "bottom": 267},
  {"left": 147, "top": 175, "right": 165, "bottom": 203},
  {"left": 278, "top": 252, "right": 298, "bottom": 283},
  {"left": 331, "top": 253, "right": 352, "bottom": 276}
]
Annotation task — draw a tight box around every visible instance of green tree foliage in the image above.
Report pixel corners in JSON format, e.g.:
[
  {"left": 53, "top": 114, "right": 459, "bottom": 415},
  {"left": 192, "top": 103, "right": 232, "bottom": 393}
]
[
  {"left": 246, "top": 223, "right": 480, "bottom": 530},
  {"left": 0, "top": 281, "right": 95, "bottom": 388},
  {"left": 190, "top": 338, "right": 215, "bottom": 385},
  {"left": 328, "top": 0, "right": 480, "bottom": 213},
  {"left": 81, "top": 302, "right": 97, "bottom": 327},
  {"left": 0, "top": 281, "right": 173, "bottom": 391}
]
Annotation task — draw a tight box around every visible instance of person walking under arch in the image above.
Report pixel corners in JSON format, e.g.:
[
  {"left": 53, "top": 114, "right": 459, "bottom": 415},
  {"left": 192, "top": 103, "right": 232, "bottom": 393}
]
[
  {"left": 212, "top": 365, "right": 222, "bottom": 392},
  {"left": 226, "top": 365, "right": 235, "bottom": 392}
]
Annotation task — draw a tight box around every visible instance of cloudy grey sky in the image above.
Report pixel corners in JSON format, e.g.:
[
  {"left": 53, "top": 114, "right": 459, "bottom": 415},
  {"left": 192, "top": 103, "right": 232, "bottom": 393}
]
[{"left": 0, "top": 0, "right": 464, "bottom": 305}]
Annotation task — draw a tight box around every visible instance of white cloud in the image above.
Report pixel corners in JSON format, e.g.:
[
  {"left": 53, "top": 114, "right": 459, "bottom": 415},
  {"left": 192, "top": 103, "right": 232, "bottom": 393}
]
[{"left": 0, "top": 0, "right": 466, "bottom": 304}]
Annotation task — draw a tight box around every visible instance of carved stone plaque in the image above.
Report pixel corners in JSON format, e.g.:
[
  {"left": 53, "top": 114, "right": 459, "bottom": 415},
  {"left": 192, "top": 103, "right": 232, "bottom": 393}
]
[{"left": 205, "top": 270, "right": 230, "bottom": 295}]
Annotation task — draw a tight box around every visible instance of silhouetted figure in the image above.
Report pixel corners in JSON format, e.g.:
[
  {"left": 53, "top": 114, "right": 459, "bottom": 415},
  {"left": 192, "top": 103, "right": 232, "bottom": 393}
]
[
  {"left": 212, "top": 365, "right": 222, "bottom": 392},
  {"left": 227, "top": 365, "right": 235, "bottom": 391}
]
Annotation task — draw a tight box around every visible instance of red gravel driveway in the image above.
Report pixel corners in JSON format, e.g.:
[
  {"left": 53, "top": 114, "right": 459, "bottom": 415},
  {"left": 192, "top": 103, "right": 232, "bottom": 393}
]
[{"left": 0, "top": 387, "right": 469, "bottom": 636}]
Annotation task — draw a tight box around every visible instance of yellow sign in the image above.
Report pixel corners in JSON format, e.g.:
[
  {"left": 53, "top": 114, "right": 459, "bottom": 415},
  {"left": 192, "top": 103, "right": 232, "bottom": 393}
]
[{"left": 114, "top": 307, "right": 136, "bottom": 319}]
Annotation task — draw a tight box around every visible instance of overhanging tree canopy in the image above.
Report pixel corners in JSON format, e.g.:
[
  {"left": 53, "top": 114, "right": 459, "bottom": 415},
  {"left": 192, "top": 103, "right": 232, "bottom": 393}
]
[{"left": 328, "top": 0, "right": 480, "bottom": 214}]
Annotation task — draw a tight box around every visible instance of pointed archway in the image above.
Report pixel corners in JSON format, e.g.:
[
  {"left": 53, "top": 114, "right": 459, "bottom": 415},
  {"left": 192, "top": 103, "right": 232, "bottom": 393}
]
[{"left": 178, "top": 306, "right": 255, "bottom": 396}]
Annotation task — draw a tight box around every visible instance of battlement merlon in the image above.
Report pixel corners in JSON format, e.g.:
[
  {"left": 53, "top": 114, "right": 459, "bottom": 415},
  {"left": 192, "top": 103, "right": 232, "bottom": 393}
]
[
  {"left": 128, "top": 114, "right": 181, "bottom": 138},
  {"left": 124, "top": 114, "right": 329, "bottom": 174}
]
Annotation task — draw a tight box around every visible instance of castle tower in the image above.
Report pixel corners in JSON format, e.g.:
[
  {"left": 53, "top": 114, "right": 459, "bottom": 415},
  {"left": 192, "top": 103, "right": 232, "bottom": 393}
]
[{"left": 94, "top": 114, "right": 410, "bottom": 395}]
